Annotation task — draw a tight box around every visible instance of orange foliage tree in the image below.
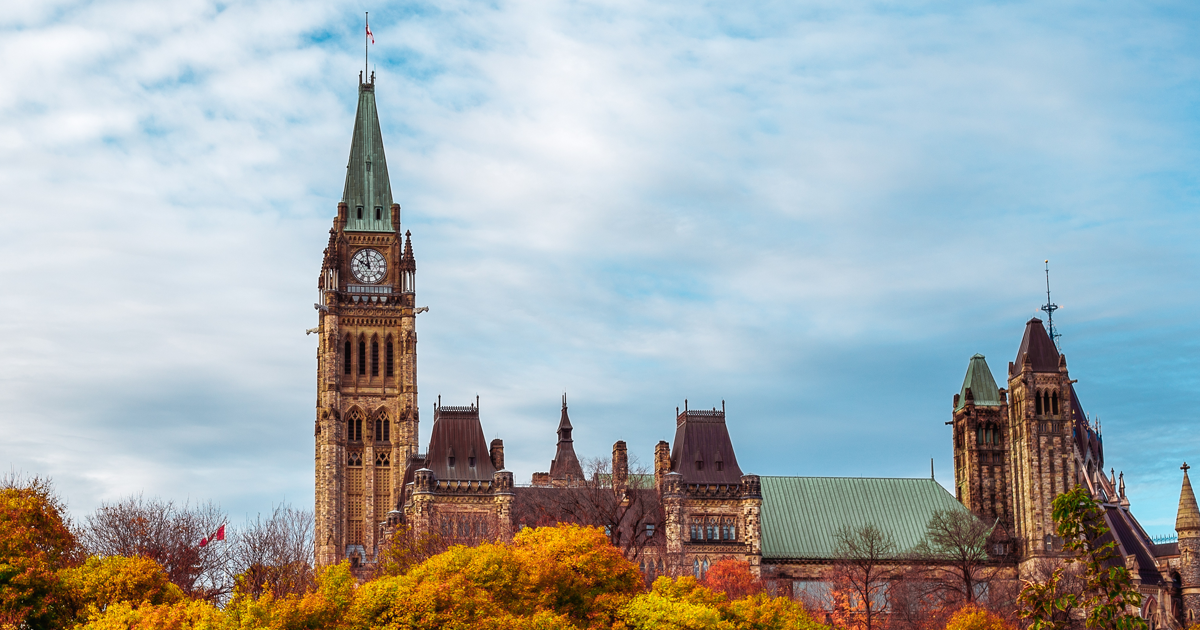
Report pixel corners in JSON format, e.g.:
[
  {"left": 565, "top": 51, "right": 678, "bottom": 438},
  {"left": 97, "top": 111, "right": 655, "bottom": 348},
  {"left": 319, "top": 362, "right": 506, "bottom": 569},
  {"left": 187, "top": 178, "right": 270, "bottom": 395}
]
[
  {"left": 702, "top": 559, "right": 764, "bottom": 600},
  {"left": 0, "top": 475, "right": 81, "bottom": 629}
]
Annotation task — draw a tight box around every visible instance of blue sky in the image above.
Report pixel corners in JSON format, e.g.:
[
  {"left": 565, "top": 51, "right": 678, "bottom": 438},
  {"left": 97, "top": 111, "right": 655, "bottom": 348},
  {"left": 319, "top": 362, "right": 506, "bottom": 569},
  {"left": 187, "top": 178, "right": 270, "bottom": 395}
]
[{"left": 0, "top": 0, "right": 1197, "bottom": 537}]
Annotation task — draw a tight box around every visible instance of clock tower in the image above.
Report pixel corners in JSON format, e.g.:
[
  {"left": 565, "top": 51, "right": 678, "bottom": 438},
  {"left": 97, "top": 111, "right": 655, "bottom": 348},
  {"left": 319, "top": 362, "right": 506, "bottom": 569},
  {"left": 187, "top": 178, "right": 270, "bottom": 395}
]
[{"left": 314, "top": 73, "right": 419, "bottom": 567}]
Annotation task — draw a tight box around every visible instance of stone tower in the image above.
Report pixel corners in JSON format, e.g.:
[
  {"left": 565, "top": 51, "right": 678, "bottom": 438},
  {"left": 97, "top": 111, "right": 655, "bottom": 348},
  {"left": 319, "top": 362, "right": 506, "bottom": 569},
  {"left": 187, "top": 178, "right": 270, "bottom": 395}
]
[
  {"left": 1176, "top": 463, "right": 1200, "bottom": 624},
  {"left": 314, "top": 74, "right": 419, "bottom": 567},
  {"left": 950, "top": 354, "right": 1014, "bottom": 553},
  {"left": 1004, "top": 318, "right": 1093, "bottom": 571}
]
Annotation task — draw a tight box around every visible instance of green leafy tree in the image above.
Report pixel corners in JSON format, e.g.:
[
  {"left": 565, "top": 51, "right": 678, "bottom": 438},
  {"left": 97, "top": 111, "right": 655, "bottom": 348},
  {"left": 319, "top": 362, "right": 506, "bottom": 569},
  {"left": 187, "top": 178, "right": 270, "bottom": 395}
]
[{"left": 1017, "top": 486, "right": 1147, "bottom": 630}]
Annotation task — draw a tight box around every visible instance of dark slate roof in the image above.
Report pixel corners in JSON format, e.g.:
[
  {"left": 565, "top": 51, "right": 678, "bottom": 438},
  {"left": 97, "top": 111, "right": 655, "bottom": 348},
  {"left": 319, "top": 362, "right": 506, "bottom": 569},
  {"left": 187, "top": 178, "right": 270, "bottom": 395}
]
[
  {"left": 549, "top": 403, "right": 584, "bottom": 481},
  {"left": 1103, "top": 505, "right": 1162, "bottom": 585},
  {"left": 1153, "top": 542, "right": 1179, "bottom": 558},
  {"left": 1070, "top": 384, "right": 1102, "bottom": 466},
  {"left": 957, "top": 354, "right": 1002, "bottom": 410},
  {"left": 759, "top": 476, "right": 971, "bottom": 560},
  {"left": 423, "top": 403, "right": 496, "bottom": 481},
  {"left": 1012, "top": 318, "right": 1060, "bottom": 374},
  {"left": 670, "top": 408, "right": 745, "bottom": 484},
  {"left": 342, "top": 81, "right": 395, "bottom": 233}
]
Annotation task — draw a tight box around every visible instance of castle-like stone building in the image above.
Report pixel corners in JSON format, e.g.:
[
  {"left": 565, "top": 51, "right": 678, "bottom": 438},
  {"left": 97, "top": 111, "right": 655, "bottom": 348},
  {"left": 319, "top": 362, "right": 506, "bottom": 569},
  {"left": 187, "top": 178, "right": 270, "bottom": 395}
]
[{"left": 313, "top": 75, "right": 1200, "bottom": 626}]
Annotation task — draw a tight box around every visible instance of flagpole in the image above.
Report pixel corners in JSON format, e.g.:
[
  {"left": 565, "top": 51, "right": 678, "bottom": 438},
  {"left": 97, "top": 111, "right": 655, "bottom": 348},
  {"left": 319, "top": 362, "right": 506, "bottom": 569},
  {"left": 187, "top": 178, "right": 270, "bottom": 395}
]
[{"left": 365, "top": 12, "right": 369, "bottom": 83}]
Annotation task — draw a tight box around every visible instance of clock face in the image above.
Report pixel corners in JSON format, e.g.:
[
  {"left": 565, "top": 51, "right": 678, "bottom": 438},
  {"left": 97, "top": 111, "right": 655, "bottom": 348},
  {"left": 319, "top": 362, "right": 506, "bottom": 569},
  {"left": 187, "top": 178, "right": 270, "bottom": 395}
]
[{"left": 351, "top": 248, "right": 387, "bottom": 284}]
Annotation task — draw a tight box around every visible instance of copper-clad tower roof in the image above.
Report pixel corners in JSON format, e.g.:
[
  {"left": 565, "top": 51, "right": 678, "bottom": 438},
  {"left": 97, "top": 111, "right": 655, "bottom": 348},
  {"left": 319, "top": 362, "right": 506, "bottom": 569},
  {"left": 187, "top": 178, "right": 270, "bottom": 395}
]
[
  {"left": 342, "top": 77, "right": 395, "bottom": 232},
  {"left": 670, "top": 401, "right": 744, "bottom": 484},
  {"left": 424, "top": 399, "right": 497, "bottom": 481},
  {"left": 956, "top": 354, "right": 1002, "bottom": 410},
  {"left": 549, "top": 397, "right": 585, "bottom": 481},
  {"left": 1012, "top": 318, "right": 1061, "bottom": 373},
  {"left": 1177, "top": 464, "right": 1200, "bottom": 533}
]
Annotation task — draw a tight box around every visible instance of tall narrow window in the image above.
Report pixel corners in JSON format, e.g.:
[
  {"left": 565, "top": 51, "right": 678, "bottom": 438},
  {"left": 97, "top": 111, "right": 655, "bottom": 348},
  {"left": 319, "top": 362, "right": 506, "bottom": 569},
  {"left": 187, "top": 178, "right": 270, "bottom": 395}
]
[
  {"left": 374, "top": 207, "right": 382, "bottom": 220},
  {"left": 1051, "top": 392, "right": 1059, "bottom": 415},
  {"left": 383, "top": 419, "right": 390, "bottom": 441},
  {"left": 375, "top": 418, "right": 383, "bottom": 440},
  {"left": 358, "top": 339, "right": 366, "bottom": 375},
  {"left": 386, "top": 338, "right": 394, "bottom": 377},
  {"left": 356, "top": 206, "right": 363, "bottom": 219},
  {"left": 343, "top": 340, "right": 352, "bottom": 375},
  {"left": 371, "top": 340, "right": 379, "bottom": 376}
]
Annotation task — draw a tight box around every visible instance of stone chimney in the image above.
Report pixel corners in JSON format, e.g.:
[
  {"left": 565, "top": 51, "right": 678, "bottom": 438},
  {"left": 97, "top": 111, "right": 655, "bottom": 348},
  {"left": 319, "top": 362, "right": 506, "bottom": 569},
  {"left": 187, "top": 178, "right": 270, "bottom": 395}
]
[
  {"left": 654, "top": 440, "right": 671, "bottom": 490},
  {"left": 490, "top": 439, "right": 505, "bottom": 470},
  {"left": 612, "top": 441, "right": 628, "bottom": 494}
]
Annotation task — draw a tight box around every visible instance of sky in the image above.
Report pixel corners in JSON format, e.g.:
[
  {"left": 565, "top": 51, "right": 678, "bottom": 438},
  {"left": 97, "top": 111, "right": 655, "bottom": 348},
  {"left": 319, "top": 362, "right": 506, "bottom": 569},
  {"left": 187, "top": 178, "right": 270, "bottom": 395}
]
[{"left": 0, "top": 0, "right": 1197, "bottom": 537}]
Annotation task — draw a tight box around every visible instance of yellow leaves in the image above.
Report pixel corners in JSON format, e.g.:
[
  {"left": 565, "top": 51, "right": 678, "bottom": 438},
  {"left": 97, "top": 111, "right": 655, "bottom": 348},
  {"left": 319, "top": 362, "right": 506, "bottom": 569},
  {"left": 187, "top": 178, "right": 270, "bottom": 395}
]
[
  {"left": 944, "top": 604, "right": 1017, "bottom": 630},
  {"left": 77, "top": 599, "right": 223, "bottom": 630},
  {"left": 621, "top": 576, "right": 827, "bottom": 630},
  {"left": 61, "top": 555, "right": 184, "bottom": 619}
]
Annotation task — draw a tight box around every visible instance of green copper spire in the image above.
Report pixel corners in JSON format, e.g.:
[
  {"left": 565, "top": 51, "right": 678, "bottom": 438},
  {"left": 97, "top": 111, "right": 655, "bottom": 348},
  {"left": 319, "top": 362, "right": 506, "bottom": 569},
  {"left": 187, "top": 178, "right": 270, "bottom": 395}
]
[
  {"left": 342, "top": 79, "right": 395, "bottom": 232},
  {"left": 956, "top": 354, "right": 1002, "bottom": 410}
]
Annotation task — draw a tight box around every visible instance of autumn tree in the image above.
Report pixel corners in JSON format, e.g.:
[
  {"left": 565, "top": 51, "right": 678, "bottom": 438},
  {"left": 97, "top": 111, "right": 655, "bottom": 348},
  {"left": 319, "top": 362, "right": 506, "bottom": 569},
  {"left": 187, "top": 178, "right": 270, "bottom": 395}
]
[
  {"left": 229, "top": 504, "right": 314, "bottom": 599},
  {"left": 826, "top": 523, "right": 895, "bottom": 630},
  {"left": 1018, "top": 486, "right": 1147, "bottom": 630},
  {"left": 909, "top": 508, "right": 997, "bottom": 606},
  {"left": 79, "top": 494, "right": 231, "bottom": 600},
  {"left": 376, "top": 522, "right": 449, "bottom": 577},
  {"left": 703, "top": 559, "right": 764, "bottom": 600},
  {"left": 59, "top": 555, "right": 184, "bottom": 619},
  {"left": 0, "top": 474, "right": 81, "bottom": 629}
]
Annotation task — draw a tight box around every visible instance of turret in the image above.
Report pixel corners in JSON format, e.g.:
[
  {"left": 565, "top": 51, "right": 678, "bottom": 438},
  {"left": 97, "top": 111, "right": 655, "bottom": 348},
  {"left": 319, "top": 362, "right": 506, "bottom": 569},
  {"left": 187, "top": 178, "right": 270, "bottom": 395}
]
[{"left": 1176, "top": 463, "right": 1200, "bottom": 623}]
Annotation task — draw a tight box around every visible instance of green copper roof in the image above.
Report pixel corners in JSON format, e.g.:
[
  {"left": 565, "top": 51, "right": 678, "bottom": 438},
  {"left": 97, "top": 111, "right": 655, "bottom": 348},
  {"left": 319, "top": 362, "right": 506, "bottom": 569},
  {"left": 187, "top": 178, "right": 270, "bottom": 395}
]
[
  {"left": 760, "top": 476, "right": 970, "bottom": 560},
  {"left": 956, "top": 353, "right": 1001, "bottom": 410},
  {"left": 342, "top": 82, "right": 395, "bottom": 232}
]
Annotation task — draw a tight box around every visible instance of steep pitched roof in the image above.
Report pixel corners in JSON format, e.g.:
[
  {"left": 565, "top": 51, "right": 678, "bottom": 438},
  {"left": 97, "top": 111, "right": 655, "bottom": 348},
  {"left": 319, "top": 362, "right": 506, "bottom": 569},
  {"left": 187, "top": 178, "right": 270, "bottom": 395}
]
[
  {"left": 957, "top": 354, "right": 1002, "bottom": 410},
  {"left": 548, "top": 403, "right": 584, "bottom": 481},
  {"left": 423, "top": 403, "right": 496, "bottom": 481},
  {"left": 342, "top": 81, "right": 395, "bottom": 232},
  {"left": 759, "top": 476, "right": 971, "bottom": 560},
  {"left": 1177, "top": 468, "right": 1200, "bottom": 532},
  {"left": 670, "top": 407, "right": 745, "bottom": 484},
  {"left": 1013, "top": 318, "right": 1060, "bottom": 374}
]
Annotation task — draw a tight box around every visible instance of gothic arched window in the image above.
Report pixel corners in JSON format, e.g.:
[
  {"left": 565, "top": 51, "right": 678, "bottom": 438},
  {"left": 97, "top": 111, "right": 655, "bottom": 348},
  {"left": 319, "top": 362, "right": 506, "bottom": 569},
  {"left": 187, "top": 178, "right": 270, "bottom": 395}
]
[
  {"left": 347, "top": 409, "right": 364, "bottom": 441},
  {"left": 358, "top": 338, "right": 367, "bottom": 375},
  {"left": 1051, "top": 391, "right": 1059, "bottom": 415},
  {"left": 371, "top": 339, "right": 379, "bottom": 376},
  {"left": 1036, "top": 391, "right": 1043, "bottom": 415},
  {"left": 344, "top": 338, "right": 352, "bottom": 375},
  {"left": 385, "top": 337, "right": 394, "bottom": 377}
]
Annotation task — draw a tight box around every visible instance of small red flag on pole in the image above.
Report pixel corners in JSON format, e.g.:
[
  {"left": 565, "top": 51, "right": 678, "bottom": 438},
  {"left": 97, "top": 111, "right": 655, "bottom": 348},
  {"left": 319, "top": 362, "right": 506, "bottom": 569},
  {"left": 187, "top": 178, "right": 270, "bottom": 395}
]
[
  {"left": 199, "top": 524, "right": 225, "bottom": 547},
  {"left": 366, "top": 20, "right": 374, "bottom": 44}
]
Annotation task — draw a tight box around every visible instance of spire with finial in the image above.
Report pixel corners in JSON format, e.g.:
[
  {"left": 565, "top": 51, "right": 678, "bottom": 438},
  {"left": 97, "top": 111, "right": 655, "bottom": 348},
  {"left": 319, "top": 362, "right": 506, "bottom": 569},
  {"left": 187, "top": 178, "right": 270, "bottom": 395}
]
[
  {"left": 1041, "top": 260, "right": 1062, "bottom": 350},
  {"left": 1177, "top": 463, "right": 1200, "bottom": 533}
]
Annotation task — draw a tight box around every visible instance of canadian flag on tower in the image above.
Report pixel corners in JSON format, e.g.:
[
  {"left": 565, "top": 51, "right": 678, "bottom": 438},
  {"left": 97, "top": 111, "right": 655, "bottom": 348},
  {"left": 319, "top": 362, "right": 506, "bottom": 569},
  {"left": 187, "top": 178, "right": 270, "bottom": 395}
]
[
  {"left": 366, "top": 19, "right": 374, "bottom": 44},
  {"left": 199, "top": 524, "right": 225, "bottom": 548}
]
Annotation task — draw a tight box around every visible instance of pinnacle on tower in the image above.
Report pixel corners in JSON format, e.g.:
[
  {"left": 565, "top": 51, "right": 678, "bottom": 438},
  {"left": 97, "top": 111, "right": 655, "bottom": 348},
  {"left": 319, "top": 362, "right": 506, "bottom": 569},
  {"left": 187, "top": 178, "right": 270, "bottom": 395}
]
[
  {"left": 549, "top": 398, "right": 584, "bottom": 481},
  {"left": 1177, "top": 463, "right": 1200, "bottom": 533},
  {"left": 342, "top": 81, "right": 395, "bottom": 232}
]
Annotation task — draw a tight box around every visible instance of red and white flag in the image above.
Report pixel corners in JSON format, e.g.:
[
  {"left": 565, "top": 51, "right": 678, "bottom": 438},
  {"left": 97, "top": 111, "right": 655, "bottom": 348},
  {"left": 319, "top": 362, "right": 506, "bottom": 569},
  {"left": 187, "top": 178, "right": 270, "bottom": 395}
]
[
  {"left": 366, "top": 21, "right": 374, "bottom": 44},
  {"left": 199, "top": 524, "right": 225, "bottom": 547}
]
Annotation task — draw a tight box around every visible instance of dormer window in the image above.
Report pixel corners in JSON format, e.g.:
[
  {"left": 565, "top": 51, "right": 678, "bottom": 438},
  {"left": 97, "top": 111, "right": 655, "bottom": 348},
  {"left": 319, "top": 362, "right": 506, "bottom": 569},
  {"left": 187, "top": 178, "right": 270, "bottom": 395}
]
[
  {"left": 448, "top": 456, "right": 455, "bottom": 467},
  {"left": 468, "top": 456, "right": 476, "bottom": 467},
  {"left": 716, "top": 461, "right": 724, "bottom": 472},
  {"left": 356, "top": 206, "right": 363, "bottom": 219},
  {"left": 696, "top": 460, "right": 704, "bottom": 471}
]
